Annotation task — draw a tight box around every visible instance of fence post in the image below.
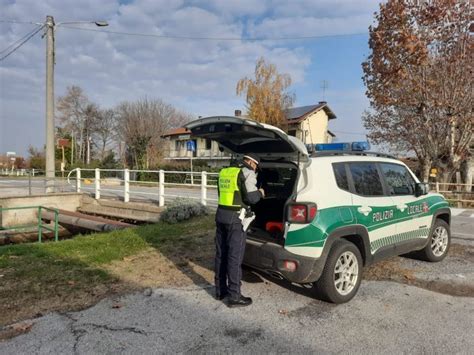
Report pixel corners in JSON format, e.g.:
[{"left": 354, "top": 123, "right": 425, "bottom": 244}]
[
  {"left": 159, "top": 170, "right": 165, "bottom": 207},
  {"left": 28, "top": 171, "right": 32, "bottom": 196},
  {"left": 435, "top": 182, "right": 439, "bottom": 193},
  {"left": 456, "top": 172, "right": 462, "bottom": 208},
  {"left": 201, "top": 171, "right": 207, "bottom": 206},
  {"left": 124, "top": 169, "right": 130, "bottom": 203},
  {"left": 32, "top": 168, "right": 35, "bottom": 177},
  {"left": 38, "top": 206, "right": 42, "bottom": 243},
  {"left": 95, "top": 168, "right": 101, "bottom": 200},
  {"left": 76, "top": 168, "right": 81, "bottom": 193}
]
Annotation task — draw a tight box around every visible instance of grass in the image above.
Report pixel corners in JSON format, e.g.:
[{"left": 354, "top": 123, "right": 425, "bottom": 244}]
[{"left": 0, "top": 215, "right": 215, "bottom": 326}]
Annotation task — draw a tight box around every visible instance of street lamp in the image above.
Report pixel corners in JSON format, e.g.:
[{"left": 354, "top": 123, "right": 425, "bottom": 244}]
[{"left": 44, "top": 16, "right": 108, "bottom": 193}]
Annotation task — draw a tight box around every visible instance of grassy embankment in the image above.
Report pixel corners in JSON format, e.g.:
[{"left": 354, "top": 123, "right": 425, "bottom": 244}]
[{"left": 0, "top": 215, "right": 215, "bottom": 326}]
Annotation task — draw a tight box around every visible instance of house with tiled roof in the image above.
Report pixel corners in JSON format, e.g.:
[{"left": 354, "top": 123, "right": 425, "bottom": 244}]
[
  {"left": 285, "top": 101, "right": 336, "bottom": 147},
  {"left": 161, "top": 126, "right": 230, "bottom": 167},
  {"left": 162, "top": 102, "right": 337, "bottom": 166}
]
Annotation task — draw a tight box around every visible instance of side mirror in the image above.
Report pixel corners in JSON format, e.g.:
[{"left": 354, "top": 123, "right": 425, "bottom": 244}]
[{"left": 415, "top": 182, "right": 429, "bottom": 197}]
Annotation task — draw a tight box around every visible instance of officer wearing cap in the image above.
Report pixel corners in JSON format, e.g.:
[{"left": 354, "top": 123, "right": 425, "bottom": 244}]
[{"left": 215, "top": 153, "right": 265, "bottom": 307}]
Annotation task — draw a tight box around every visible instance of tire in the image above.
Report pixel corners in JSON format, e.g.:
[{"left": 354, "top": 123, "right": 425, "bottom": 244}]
[
  {"left": 417, "top": 219, "right": 450, "bottom": 262},
  {"left": 313, "top": 240, "right": 363, "bottom": 304}
]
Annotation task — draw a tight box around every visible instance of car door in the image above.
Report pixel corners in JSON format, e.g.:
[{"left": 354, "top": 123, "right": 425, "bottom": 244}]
[
  {"left": 346, "top": 161, "right": 397, "bottom": 257},
  {"left": 379, "top": 162, "right": 430, "bottom": 252}
]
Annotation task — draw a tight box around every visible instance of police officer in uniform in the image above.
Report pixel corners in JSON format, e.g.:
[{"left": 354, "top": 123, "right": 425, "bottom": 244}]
[{"left": 215, "top": 154, "right": 265, "bottom": 307}]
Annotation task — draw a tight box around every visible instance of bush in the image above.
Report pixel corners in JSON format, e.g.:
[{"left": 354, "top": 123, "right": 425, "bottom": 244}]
[{"left": 160, "top": 198, "right": 210, "bottom": 224}]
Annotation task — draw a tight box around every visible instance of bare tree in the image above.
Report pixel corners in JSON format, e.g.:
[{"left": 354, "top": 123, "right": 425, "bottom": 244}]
[
  {"left": 116, "top": 98, "right": 190, "bottom": 169},
  {"left": 237, "top": 57, "right": 295, "bottom": 130},
  {"left": 362, "top": 0, "right": 473, "bottom": 183},
  {"left": 56, "top": 86, "right": 101, "bottom": 165},
  {"left": 94, "top": 108, "right": 117, "bottom": 160}
]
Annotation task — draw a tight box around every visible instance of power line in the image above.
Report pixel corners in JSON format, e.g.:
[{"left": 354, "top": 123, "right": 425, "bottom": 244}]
[
  {"left": 61, "top": 25, "right": 367, "bottom": 41},
  {"left": 332, "top": 130, "right": 367, "bottom": 136},
  {"left": 0, "top": 19, "right": 39, "bottom": 25},
  {"left": 0, "top": 25, "right": 44, "bottom": 61},
  {"left": 0, "top": 25, "right": 43, "bottom": 54}
]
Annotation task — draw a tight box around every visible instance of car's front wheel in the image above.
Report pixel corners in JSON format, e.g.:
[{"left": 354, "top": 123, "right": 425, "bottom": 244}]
[
  {"left": 314, "top": 240, "right": 362, "bottom": 303},
  {"left": 417, "top": 219, "right": 451, "bottom": 262}
]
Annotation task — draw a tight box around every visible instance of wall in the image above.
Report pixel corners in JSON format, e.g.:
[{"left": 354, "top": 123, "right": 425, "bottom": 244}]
[
  {"left": 0, "top": 193, "right": 82, "bottom": 228},
  {"left": 301, "top": 110, "right": 330, "bottom": 145}
]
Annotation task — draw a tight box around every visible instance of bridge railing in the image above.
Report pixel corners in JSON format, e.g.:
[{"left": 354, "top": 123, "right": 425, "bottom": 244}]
[{"left": 66, "top": 168, "right": 219, "bottom": 206}]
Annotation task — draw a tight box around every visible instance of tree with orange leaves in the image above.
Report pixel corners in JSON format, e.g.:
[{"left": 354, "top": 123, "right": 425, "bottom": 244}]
[
  {"left": 237, "top": 57, "right": 295, "bottom": 131},
  {"left": 362, "top": 0, "right": 472, "bottom": 183}
]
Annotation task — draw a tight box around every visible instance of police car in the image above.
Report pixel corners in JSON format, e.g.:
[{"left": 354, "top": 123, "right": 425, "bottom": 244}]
[{"left": 185, "top": 116, "right": 451, "bottom": 303}]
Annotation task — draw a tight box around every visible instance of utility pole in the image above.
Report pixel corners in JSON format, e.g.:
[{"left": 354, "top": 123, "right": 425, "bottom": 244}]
[
  {"left": 42, "top": 17, "right": 108, "bottom": 193},
  {"left": 45, "top": 15, "right": 55, "bottom": 193}
]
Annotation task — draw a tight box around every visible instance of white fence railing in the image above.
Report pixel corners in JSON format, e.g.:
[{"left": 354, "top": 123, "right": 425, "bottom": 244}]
[{"left": 66, "top": 168, "right": 218, "bottom": 206}]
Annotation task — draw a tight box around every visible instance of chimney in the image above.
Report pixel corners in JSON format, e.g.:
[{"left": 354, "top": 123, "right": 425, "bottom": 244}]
[
  {"left": 234, "top": 109, "right": 242, "bottom": 117},
  {"left": 319, "top": 101, "right": 327, "bottom": 105}
]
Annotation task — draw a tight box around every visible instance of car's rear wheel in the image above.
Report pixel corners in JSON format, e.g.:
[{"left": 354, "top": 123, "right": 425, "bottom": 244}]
[
  {"left": 314, "top": 240, "right": 362, "bottom": 303},
  {"left": 417, "top": 219, "right": 450, "bottom": 262}
]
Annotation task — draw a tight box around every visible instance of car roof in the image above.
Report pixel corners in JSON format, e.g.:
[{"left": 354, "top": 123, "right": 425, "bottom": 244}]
[{"left": 310, "top": 153, "right": 403, "bottom": 165}]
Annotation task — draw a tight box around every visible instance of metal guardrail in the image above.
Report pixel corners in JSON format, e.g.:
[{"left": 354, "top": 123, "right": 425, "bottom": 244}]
[{"left": 0, "top": 205, "right": 59, "bottom": 242}]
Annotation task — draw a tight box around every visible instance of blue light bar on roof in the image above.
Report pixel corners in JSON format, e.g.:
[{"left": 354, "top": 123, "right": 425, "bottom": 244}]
[
  {"left": 314, "top": 141, "right": 370, "bottom": 152},
  {"left": 351, "top": 141, "right": 370, "bottom": 151},
  {"left": 314, "top": 143, "right": 350, "bottom": 151}
]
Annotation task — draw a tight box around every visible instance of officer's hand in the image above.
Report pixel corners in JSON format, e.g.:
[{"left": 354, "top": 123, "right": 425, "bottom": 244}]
[{"left": 259, "top": 188, "right": 265, "bottom": 197}]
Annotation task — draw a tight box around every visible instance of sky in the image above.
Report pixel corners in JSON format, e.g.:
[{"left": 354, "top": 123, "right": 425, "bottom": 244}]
[{"left": 0, "top": 0, "right": 381, "bottom": 156}]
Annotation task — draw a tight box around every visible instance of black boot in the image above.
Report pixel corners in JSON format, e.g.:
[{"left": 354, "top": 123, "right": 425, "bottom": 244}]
[
  {"left": 227, "top": 295, "right": 252, "bottom": 308},
  {"left": 216, "top": 293, "right": 229, "bottom": 301}
]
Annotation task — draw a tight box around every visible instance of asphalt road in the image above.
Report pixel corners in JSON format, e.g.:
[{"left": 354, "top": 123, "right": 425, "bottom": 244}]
[
  {"left": 1, "top": 279, "right": 473, "bottom": 353},
  {"left": 1, "top": 179, "right": 473, "bottom": 353}
]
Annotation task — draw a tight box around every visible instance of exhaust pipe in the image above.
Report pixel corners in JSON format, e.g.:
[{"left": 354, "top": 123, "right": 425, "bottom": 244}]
[{"left": 267, "top": 271, "right": 284, "bottom": 280}]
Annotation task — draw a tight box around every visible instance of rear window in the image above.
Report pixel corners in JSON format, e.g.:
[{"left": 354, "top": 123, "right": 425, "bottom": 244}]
[
  {"left": 333, "top": 163, "right": 349, "bottom": 191},
  {"left": 348, "top": 162, "right": 384, "bottom": 196}
]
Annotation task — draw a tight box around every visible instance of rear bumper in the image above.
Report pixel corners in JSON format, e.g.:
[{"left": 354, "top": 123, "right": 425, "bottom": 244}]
[{"left": 243, "top": 238, "right": 325, "bottom": 283}]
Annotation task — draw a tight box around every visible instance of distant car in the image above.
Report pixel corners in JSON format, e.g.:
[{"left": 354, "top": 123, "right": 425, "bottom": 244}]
[{"left": 186, "top": 116, "right": 451, "bottom": 303}]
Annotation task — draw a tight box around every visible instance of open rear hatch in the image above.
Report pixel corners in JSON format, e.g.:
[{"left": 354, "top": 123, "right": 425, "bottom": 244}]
[
  {"left": 185, "top": 116, "right": 307, "bottom": 245},
  {"left": 184, "top": 116, "right": 308, "bottom": 161}
]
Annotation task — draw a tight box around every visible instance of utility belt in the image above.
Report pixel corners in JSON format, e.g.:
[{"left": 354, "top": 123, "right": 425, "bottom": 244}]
[
  {"left": 218, "top": 205, "right": 241, "bottom": 211},
  {"left": 218, "top": 205, "right": 256, "bottom": 231}
]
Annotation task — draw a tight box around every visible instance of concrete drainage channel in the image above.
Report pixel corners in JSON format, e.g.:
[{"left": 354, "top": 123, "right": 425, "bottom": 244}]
[{"left": 0, "top": 193, "right": 163, "bottom": 244}]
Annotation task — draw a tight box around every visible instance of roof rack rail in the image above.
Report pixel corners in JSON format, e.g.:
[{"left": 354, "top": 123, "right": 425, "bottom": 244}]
[{"left": 311, "top": 150, "right": 397, "bottom": 159}]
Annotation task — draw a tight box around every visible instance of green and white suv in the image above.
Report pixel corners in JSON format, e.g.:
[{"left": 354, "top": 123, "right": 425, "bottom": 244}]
[{"left": 186, "top": 116, "right": 451, "bottom": 303}]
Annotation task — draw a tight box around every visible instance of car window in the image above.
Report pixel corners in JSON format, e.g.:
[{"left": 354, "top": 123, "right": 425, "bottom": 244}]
[
  {"left": 380, "top": 163, "right": 416, "bottom": 196},
  {"left": 348, "top": 162, "right": 384, "bottom": 196},
  {"left": 332, "top": 163, "right": 349, "bottom": 191}
]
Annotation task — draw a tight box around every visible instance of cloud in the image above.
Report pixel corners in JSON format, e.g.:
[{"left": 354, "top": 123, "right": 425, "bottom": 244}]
[{"left": 0, "top": 0, "right": 377, "bottom": 155}]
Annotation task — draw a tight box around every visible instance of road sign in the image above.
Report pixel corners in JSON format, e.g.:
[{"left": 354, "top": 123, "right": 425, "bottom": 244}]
[
  {"left": 57, "top": 138, "right": 70, "bottom": 148},
  {"left": 186, "top": 140, "right": 196, "bottom": 152}
]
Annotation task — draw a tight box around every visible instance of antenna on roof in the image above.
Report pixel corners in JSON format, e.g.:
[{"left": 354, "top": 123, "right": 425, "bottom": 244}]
[{"left": 320, "top": 80, "right": 329, "bottom": 101}]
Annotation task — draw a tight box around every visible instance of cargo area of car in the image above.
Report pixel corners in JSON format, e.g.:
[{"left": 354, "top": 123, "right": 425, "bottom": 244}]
[{"left": 247, "top": 162, "right": 298, "bottom": 245}]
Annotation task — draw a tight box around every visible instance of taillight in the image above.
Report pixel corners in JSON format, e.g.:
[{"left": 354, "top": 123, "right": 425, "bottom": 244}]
[{"left": 287, "top": 203, "right": 317, "bottom": 223}]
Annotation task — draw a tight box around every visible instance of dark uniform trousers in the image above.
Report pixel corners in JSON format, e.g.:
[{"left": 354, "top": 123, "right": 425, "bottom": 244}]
[{"left": 215, "top": 209, "right": 246, "bottom": 299}]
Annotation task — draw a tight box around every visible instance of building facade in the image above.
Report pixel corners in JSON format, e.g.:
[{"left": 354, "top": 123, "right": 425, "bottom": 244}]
[{"left": 162, "top": 102, "right": 337, "bottom": 166}]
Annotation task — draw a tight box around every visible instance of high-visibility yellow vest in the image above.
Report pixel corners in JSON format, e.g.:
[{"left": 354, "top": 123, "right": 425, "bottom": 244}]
[{"left": 218, "top": 167, "right": 242, "bottom": 209}]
